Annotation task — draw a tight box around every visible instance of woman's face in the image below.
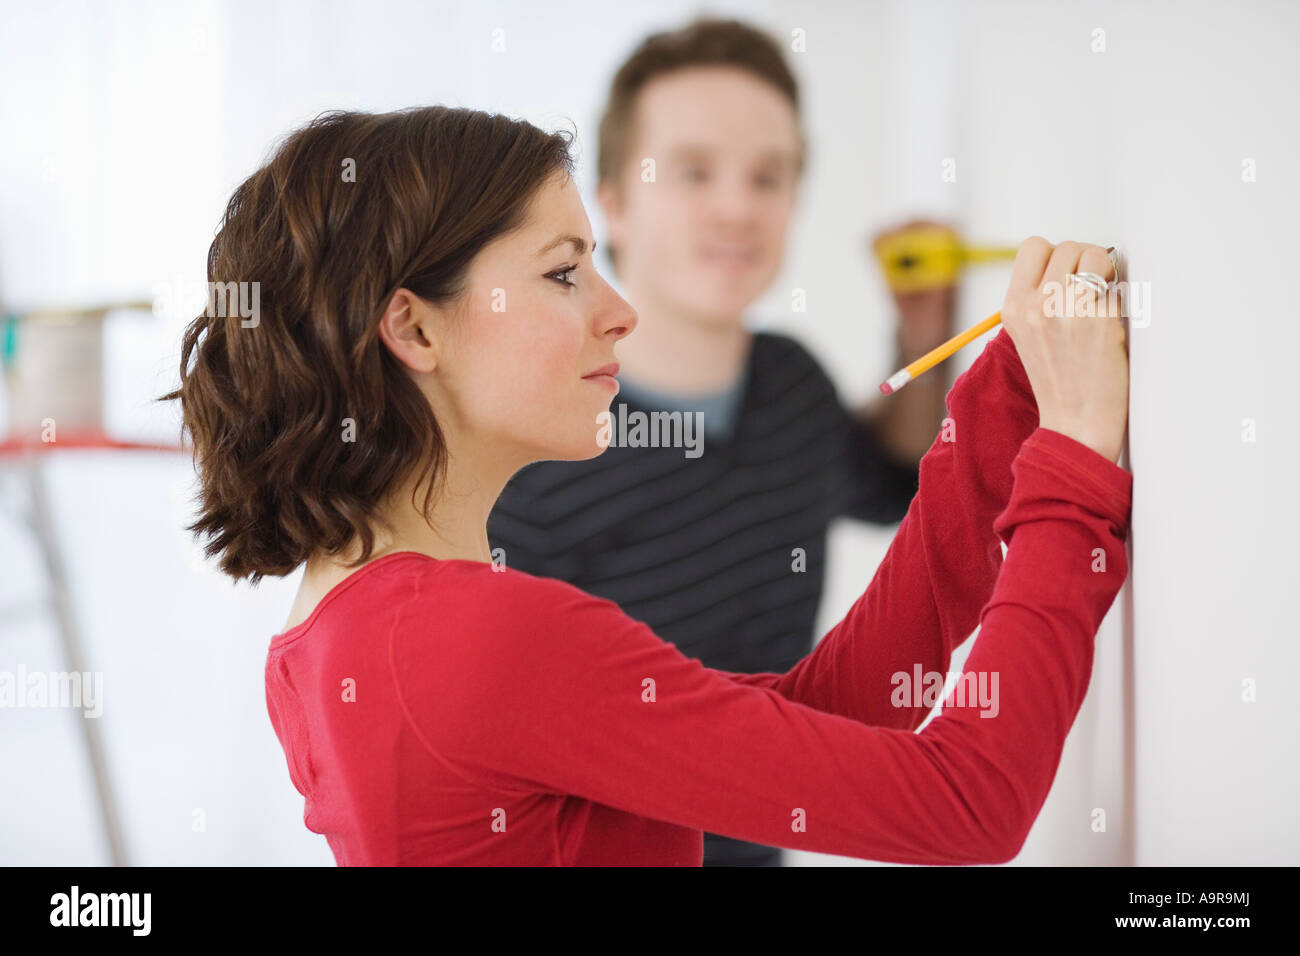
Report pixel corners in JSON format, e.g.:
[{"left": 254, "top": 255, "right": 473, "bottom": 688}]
[{"left": 402, "top": 172, "right": 638, "bottom": 469}]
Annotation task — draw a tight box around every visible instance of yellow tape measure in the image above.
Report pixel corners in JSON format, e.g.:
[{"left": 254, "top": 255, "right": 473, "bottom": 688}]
[{"left": 873, "top": 226, "right": 1018, "bottom": 293}]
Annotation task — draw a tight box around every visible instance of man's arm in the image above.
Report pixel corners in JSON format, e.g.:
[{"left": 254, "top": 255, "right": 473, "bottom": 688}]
[
  {"left": 833, "top": 283, "right": 958, "bottom": 525},
  {"left": 857, "top": 284, "right": 957, "bottom": 464}
]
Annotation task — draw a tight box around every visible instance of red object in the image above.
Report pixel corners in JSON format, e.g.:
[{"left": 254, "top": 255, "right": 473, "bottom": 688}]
[
  {"left": 0, "top": 428, "right": 189, "bottom": 457},
  {"left": 264, "top": 327, "right": 1132, "bottom": 866}
]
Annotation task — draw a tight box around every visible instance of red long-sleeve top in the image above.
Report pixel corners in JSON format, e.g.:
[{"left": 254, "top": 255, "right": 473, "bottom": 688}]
[{"left": 264, "top": 327, "right": 1133, "bottom": 865}]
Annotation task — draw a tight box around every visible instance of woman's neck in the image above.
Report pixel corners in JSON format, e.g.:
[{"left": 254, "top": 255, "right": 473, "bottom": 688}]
[
  {"left": 312, "top": 447, "right": 511, "bottom": 574},
  {"left": 286, "top": 437, "right": 516, "bottom": 634},
  {"left": 378, "top": 453, "right": 510, "bottom": 564}
]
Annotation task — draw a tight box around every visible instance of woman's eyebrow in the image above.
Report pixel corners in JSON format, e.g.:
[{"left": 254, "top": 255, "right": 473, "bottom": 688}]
[{"left": 535, "top": 235, "right": 594, "bottom": 257}]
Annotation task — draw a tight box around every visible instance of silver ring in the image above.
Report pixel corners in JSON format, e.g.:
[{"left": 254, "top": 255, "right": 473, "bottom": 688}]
[{"left": 1067, "top": 271, "right": 1110, "bottom": 296}]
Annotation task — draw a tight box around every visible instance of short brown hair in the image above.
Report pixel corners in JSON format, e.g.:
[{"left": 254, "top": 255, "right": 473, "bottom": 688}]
[
  {"left": 159, "top": 106, "right": 574, "bottom": 584},
  {"left": 597, "top": 17, "right": 805, "bottom": 268}
]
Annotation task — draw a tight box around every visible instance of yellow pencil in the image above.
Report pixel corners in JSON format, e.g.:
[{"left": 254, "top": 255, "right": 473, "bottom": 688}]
[{"left": 878, "top": 312, "right": 1002, "bottom": 395}]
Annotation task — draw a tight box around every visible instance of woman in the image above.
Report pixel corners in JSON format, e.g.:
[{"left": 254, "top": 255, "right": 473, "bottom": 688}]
[{"left": 163, "top": 105, "right": 1132, "bottom": 866}]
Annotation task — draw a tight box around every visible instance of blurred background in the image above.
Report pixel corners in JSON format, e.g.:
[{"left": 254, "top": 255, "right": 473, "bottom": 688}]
[{"left": 1, "top": 0, "right": 1296, "bottom": 865}]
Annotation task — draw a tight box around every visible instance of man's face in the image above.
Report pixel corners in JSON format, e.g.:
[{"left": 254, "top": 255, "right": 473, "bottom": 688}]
[{"left": 599, "top": 66, "right": 802, "bottom": 327}]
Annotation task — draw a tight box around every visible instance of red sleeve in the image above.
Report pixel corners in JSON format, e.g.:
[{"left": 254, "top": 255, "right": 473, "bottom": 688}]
[
  {"left": 391, "top": 331, "right": 1134, "bottom": 865},
  {"left": 716, "top": 327, "right": 1042, "bottom": 732}
]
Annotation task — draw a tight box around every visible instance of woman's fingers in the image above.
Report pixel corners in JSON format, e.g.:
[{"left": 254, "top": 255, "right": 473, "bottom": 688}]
[
  {"left": 1064, "top": 244, "right": 1123, "bottom": 324},
  {"left": 1040, "top": 240, "right": 1088, "bottom": 292},
  {"left": 1003, "top": 236, "right": 1122, "bottom": 341},
  {"left": 1002, "top": 236, "right": 1130, "bottom": 462},
  {"left": 1076, "top": 245, "right": 1117, "bottom": 285},
  {"left": 1007, "top": 236, "right": 1053, "bottom": 303}
]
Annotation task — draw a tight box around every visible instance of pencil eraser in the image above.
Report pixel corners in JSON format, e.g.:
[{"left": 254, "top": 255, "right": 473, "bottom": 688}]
[{"left": 879, "top": 382, "right": 893, "bottom": 395}]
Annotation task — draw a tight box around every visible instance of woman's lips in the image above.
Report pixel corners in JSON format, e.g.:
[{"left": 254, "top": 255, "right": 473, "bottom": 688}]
[{"left": 582, "top": 362, "right": 620, "bottom": 393}]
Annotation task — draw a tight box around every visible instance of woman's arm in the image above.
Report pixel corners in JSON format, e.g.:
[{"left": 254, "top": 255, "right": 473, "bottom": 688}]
[
  {"left": 718, "top": 327, "right": 1041, "bottom": 733},
  {"left": 392, "top": 429, "right": 1131, "bottom": 865}
]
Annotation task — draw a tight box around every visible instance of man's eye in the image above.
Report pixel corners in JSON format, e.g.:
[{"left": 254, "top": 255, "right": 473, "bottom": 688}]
[{"left": 546, "top": 265, "right": 578, "bottom": 287}]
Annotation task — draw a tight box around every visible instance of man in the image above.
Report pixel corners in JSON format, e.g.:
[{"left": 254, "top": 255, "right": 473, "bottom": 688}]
[{"left": 488, "top": 17, "right": 956, "bottom": 867}]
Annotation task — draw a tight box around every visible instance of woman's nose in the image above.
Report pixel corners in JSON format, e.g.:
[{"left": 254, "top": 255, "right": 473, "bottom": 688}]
[{"left": 598, "top": 284, "right": 637, "bottom": 340}]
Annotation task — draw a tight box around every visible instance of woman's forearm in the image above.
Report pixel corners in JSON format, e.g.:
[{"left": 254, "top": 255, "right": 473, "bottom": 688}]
[{"left": 723, "top": 328, "right": 1041, "bottom": 729}]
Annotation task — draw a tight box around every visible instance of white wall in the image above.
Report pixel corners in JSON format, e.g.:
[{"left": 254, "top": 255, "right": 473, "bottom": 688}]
[
  {"left": 1105, "top": 1, "right": 1300, "bottom": 864},
  {"left": 1, "top": 0, "right": 1295, "bottom": 866},
  {"left": 811, "top": 0, "right": 1300, "bottom": 867}
]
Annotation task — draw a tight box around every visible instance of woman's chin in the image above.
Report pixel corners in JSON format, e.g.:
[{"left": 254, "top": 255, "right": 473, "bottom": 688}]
[
  {"left": 574, "top": 435, "right": 613, "bottom": 461},
  {"left": 534, "top": 430, "right": 614, "bottom": 463}
]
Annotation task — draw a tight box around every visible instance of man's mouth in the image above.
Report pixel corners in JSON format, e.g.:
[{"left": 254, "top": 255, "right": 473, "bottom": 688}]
[{"left": 699, "top": 245, "right": 759, "bottom": 269}]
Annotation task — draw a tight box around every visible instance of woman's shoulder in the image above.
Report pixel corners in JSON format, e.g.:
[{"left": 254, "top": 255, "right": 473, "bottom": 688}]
[
  {"left": 400, "top": 555, "right": 630, "bottom": 636},
  {"left": 389, "top": 556, "right": 640, "bottom": 703}
]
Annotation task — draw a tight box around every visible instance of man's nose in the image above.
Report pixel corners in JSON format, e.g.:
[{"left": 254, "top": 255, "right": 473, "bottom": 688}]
[{"left": 710, "top": 174, "right": 758, "bottom": 222}]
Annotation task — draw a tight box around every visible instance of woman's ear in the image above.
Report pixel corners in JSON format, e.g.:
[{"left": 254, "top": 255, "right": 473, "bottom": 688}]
[{"left": 377, "top": 289, "right": 441, "bottom": 374}]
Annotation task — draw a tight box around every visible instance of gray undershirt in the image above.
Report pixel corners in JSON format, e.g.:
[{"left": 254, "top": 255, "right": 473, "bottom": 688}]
[{"left": 614, "top": 364, "right": 750, "bottom": 443}]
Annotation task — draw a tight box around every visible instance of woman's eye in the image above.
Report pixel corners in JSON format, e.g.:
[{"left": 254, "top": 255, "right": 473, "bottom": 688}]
[{"left": 547, "top": 265, "right": 578, "bottom": 287}]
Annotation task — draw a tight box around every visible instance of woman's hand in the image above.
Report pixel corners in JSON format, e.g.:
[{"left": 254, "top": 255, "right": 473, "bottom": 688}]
[{"left": 999, "top": 237, "right": 1129, "bottom": 463}]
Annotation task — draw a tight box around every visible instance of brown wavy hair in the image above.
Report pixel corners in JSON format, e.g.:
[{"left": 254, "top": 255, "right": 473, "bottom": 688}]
[{"left": 158, "top": 106, "right": 575, "bottom": 584}]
